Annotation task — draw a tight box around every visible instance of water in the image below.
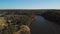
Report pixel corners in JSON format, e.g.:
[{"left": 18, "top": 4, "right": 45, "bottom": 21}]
[
  {"left": 30, "top": 16, "right": 60, "bottom": 34},
  {"left": 35, "top": 16, "right": 46, "bottom": 24}
]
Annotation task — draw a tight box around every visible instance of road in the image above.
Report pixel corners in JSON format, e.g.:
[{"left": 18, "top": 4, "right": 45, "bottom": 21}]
[{"left": 30, "top": 16, "right": 60, "bottom": 34}]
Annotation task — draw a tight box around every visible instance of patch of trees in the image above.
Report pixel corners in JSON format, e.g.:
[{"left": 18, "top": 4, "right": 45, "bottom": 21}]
[{"left": 42, "top": 11, "right": 60, "bottom": 24}]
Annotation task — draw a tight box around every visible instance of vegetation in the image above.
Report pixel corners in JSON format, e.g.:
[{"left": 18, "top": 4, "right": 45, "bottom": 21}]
[
  {"left": 0, "top": 14, "right": 35, "bottom": 34},
  {"left": 0, "top": 10, "right": 60, "bottom": 34},
  {"left": 41, "top": 10, "right": 60, "bottom": 25}
]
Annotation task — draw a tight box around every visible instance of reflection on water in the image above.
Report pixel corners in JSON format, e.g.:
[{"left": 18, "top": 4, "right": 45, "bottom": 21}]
[
  {"left": 34, "top": 16, "right": 49, "bottom": 25},
  {"left": 35, "top": 16, "right": 45, "bottom": 23}
]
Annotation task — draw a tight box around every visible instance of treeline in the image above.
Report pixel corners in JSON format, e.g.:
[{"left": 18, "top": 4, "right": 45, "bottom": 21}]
[
  {"left": 41, "top": 10, "right": 60, "bottom": 25},
  {"left": 0, "top": 10, "right": 60, "bottom": 16}
]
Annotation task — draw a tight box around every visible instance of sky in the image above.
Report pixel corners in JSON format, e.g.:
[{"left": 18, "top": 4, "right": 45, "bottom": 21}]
[{"left": 0, "top": 0, "right": 60, "bottom": 9}]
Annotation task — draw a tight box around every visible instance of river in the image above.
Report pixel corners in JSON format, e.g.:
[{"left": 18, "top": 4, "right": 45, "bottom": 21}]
[{"left": 30, "top": 16, "right": 60, "bottom": 34}]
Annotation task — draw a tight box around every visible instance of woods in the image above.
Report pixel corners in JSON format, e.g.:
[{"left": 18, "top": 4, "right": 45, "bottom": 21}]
[{"left": 0, "top": 14, "right": 35, "bottom": 34}]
